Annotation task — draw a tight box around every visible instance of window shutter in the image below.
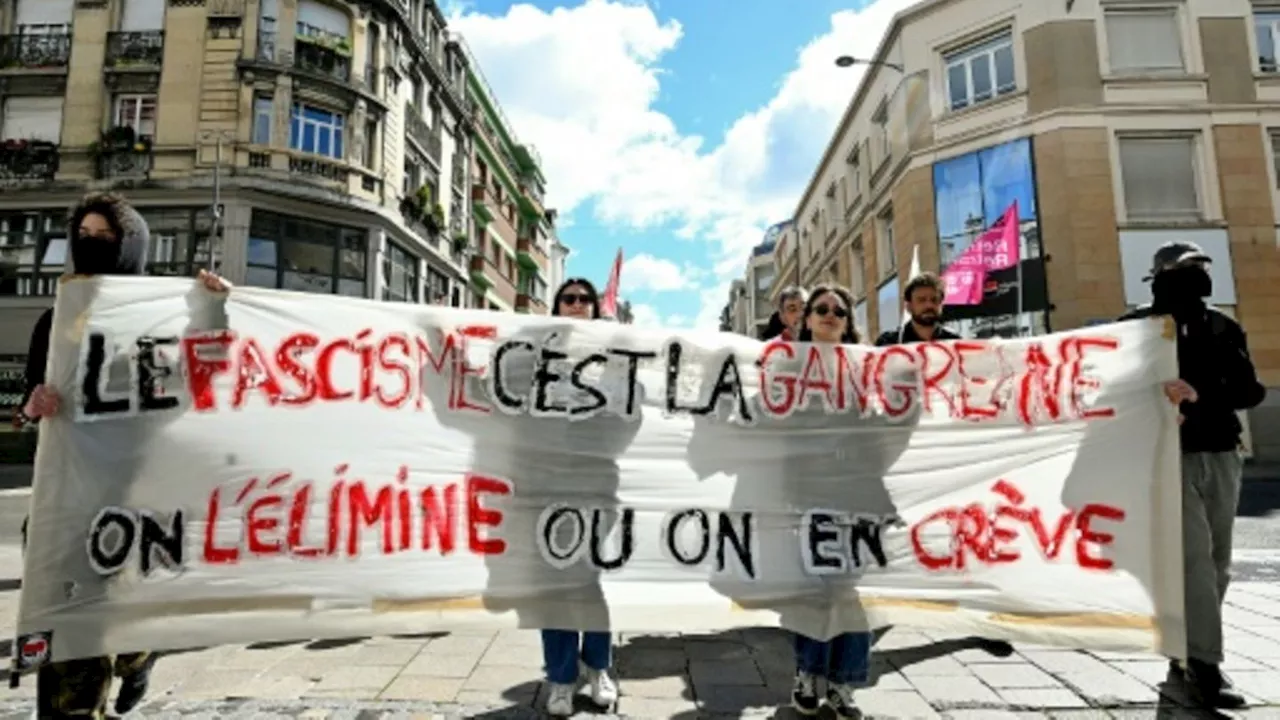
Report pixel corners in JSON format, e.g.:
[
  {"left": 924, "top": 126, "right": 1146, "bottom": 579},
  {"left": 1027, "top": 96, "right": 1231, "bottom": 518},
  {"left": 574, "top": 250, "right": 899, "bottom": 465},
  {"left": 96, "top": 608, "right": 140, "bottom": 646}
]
[
  {"left": 1, "top": 97, "right": 65, "bottom": 143},
  {"left": 121, "top": 0, "right": 166, "bottom": 31},
  {"left": 15, "top": 0, "right": 73, "bottom": 27},
  {"left": 297, "top": 0, "right": 350, "bottom": 38}
]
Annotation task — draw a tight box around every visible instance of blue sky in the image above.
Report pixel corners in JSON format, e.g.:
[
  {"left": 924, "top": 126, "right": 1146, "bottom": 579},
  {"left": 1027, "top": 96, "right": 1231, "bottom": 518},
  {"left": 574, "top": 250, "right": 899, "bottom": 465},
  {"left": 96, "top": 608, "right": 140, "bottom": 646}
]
[{"left": 448, "top": 0, "right": 907, "bottom": 327}]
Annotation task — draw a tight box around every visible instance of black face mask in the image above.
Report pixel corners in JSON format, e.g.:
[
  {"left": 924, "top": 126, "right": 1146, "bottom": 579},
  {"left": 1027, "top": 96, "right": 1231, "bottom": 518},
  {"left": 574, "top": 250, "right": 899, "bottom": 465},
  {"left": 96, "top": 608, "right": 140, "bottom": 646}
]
[
  {"left": 71, "top": 236, "right": 123, "bottom": 275},
  {"left": 1152, "top": 265, "right": 1212, "bottom": 308}
]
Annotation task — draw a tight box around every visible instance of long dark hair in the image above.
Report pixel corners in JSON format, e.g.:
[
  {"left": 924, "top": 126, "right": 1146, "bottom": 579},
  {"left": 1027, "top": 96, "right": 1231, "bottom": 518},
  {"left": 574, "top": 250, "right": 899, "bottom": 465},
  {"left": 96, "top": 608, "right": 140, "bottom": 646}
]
[
  {"left": 797, "top": 284, "right": 860, "bottom": 344},
  {"left": 551, "top": 277, "right": 601, "bottom": 319}
]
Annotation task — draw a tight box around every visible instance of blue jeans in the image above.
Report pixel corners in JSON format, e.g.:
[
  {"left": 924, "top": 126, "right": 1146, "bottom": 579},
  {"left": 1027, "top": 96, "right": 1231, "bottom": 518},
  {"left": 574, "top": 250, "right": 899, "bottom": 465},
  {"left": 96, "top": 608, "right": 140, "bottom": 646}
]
[
  {"left": 794, "top": 632, "right": 872, "bottom": 685},
  {"left": 542, "top": 630, "right": 612, "bottom": 684}
]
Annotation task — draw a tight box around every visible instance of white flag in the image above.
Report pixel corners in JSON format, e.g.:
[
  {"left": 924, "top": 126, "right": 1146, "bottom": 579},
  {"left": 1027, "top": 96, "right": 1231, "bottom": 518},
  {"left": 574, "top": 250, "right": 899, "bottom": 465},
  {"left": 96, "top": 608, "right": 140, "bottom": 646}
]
[{"left": 898, "top": 244, "right": 921, "bottom": 343}]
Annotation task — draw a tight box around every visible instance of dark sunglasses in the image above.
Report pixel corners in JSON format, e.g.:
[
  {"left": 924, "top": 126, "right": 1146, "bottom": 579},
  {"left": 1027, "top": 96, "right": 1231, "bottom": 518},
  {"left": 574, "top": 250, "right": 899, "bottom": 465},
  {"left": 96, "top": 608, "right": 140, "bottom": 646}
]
[
  {"left": 811, "top": 304, "right": 848, "bottom": 319},
  {"left": 560, "top": 293, "right": 595, "bottom": 306}
]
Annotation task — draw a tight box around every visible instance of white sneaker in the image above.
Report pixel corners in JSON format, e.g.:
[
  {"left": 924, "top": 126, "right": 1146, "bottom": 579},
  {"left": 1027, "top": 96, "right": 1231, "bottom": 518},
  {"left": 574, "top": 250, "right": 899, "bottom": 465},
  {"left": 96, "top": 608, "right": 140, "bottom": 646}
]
[
  {"left": 581, "top": 661, "right": 618, "bottom": 708},
  {"left": 545, "top": 682, "right": 576, "bottom": 716},
  {"left": 825, "top": 683, "right": 863, "bottom": 719}
]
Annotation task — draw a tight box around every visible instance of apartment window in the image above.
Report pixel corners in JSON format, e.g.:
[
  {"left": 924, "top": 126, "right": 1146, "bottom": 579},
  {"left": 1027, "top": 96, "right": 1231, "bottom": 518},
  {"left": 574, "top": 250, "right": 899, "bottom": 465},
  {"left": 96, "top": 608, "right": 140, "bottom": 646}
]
[
  {"left": 113, "top": 95, "right": 156, "bottom": 139},
  {"left": 289, "top": 102, "right": 344, "bottom": 160},
  {"left": 382, "top": 241, "right": 418, "bottom": 302},
  {"left": 876, "top": 208, "right": 895, "bottom": 278},
  {"left": 14, "top": 0, "right": 73, "bottom": 33},
  {"left": 1, "top": 96, "right": 64, "bottom": 143},
  {"left": 1257, "top": 12, "right": 1280, "bottom": 72},
  {"left": 244, "top": 210, "right": 367, "bottom": 297},
  {"left": 252, "top": 95, "right": 272, "bottom": 145},
  {"left": 872, "top": 103, "right": 890, "bottom": 166},
  {"left": 944, "top": 33, "right": 1015, "bottom": 111},
  {"left": 426, "top": 266, "right": 448, "bottom": 304},
  {"left": 1117, "top": 135, "right": 1200, "bottom": 222},
  {"left": 1104, "top": 9, "right": 1184, "bottom": 75},
  {"left": 362, "top": 118, "right": 377, "bottom": 168},
  {"left": 1271, "top": 131, "right": 1280, "bottom": 188},
  {"left": 846, "top": 144, "right": 862, "bottom": 203},
  {"left": 850, "top": 241, "right": 866, "bottom": 298},
  {"left": 120, "top": 0, "right": 165, "bottom": 31}
]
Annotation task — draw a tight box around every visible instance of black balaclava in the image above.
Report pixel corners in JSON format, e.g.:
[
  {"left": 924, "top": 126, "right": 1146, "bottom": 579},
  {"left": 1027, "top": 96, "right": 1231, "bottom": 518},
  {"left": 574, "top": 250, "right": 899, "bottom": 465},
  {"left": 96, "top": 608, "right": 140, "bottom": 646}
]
[
  {"left": 69, "top": 201, "right": 150, "bottom": 276},
  {"left": 1151, "top": 264, "right": 1211, "bottom": 317}
]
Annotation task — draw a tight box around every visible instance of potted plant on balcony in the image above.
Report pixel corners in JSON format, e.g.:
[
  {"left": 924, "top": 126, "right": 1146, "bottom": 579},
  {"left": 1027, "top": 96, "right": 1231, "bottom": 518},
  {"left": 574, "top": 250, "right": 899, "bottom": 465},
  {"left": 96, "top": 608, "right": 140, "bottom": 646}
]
[
  {"left": 451, "top": 231, "right": 468, "bottom": 254},
  {"left": 425, "top": 203, "right": 446, "bottom": 234},
  {"left": 87, "top": 126, "right": 151, "bottom": 160}
]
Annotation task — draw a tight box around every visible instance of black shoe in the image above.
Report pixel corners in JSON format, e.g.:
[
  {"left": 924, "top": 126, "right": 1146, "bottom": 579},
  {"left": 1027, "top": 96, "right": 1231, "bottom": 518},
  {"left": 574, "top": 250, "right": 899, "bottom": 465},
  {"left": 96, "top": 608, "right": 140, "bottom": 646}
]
[
  {"left": 114, "top": 667, "right": 151, "bottom": 715},
  {"left": 976, "top": 638, "right": 1014, "bottom": 657},
  {"left": 1185, "top": 659, "right": 1247, "bottom": 709},
  {"left": 790, "top": 671, "right": 820, "bottom": 716}
]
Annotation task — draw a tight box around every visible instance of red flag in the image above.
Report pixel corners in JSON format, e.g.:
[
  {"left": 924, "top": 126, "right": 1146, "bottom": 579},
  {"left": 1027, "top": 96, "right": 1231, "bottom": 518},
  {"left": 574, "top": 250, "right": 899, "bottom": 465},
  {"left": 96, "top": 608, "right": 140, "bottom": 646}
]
[{"left": 600, "top": 248, "right": 623, "bottom": 318}]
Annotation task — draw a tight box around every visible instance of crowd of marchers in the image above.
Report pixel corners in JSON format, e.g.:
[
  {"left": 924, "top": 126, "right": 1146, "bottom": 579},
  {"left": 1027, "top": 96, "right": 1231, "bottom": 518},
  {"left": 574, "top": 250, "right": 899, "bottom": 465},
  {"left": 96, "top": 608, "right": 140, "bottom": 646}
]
[
  {"left": 752, "top": 250, "right": 1264, "bottom": 715},
  {"left": 12, "top": 190, "right": 1266, "bottom": 719}
]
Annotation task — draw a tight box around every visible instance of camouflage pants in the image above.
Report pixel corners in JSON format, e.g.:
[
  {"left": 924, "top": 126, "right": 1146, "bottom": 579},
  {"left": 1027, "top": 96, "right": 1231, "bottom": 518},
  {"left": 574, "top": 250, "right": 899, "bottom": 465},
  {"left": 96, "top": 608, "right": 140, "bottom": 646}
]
[{"left": 36, "top": 652, "right": 153, "bottom": 719}]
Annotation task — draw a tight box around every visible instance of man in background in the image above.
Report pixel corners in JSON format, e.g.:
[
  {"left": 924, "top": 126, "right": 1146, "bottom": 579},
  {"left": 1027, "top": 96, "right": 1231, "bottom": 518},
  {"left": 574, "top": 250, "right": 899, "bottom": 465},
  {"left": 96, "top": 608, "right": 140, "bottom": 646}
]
[
  {"left": 875, "top": 271, "right": 1015, "bottom": 658},
  {"left": 875, "top": 272, "right": 960, "bottom": 347}
]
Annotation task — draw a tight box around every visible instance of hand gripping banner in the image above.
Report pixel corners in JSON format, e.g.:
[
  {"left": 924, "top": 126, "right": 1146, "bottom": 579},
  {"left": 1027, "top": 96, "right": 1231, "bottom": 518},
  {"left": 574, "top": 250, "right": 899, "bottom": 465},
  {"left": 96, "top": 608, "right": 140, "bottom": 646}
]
[{"left": 14, "top": 277, "right": 1186, "bottom": 671}]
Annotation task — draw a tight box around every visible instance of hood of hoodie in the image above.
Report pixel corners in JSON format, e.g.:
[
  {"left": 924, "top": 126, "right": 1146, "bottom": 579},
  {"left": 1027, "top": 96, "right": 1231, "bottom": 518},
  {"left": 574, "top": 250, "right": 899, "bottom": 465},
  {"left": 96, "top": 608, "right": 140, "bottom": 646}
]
[{"left": 69, "top": 201, "right": 150, "bottom": 275}]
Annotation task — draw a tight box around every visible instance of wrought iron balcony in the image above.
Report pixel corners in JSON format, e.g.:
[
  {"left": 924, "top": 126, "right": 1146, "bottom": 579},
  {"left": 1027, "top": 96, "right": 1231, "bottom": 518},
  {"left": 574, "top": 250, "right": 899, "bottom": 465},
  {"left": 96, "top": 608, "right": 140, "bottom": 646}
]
[
  {"left": 97, "top": 150, "right": 153, "bottom": 180},
  {"left": 105, "top": 31, "right": 164, "bottom": 69},
  {"left": 0, "top": 140, "right": 59, "bottom": 182},
  {"left": 288, "top": 154, "right": 349, "bottom": 184},
  {"left": 452, "top": 158, "right": 466, "bottom": 193},
  {"left": 404, "top": 104, "right": 441, "bottom": 164},
  {"left": 294, "top": 38, "right": 350, "bottom": 83},
  {"left": 0, "top": 33, "right": 71, "bottom": 70}
]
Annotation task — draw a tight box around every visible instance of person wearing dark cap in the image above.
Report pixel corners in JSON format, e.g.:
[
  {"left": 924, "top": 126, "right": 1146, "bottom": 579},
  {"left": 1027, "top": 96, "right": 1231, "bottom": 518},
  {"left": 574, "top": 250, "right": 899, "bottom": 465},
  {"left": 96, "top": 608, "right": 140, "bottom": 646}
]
[{"left": 1120, "top": 240, "right": 1265, "bottom": 709}]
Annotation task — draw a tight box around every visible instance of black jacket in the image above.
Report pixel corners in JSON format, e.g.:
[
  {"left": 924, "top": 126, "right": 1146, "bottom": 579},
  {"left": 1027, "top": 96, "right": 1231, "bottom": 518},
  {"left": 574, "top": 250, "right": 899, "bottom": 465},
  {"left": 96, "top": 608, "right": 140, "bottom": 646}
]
[
  {"left": 874, "top": 323, "right": 961, "bottom": 347},
  {"left": 1120, "top": 304, "right": 1265, "bottom": 453}
]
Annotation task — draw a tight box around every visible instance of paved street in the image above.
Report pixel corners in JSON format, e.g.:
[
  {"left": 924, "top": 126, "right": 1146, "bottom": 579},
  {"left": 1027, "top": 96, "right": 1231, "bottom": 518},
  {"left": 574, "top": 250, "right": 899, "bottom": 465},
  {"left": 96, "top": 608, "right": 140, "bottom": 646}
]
[{"left": 0, "top": 473, "right": 1276, "bottom": 718}]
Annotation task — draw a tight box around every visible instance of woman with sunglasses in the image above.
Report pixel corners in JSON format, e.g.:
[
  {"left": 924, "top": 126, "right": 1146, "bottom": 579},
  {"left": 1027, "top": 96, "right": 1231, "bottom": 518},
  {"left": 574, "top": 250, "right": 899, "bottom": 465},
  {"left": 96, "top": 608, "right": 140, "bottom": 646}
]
[
  {"left": 553, "top": 278, "right": 601, "bottom": 320},
  {"left": 788, "top": 284, "right": 873, "bottom": 720},
  {"left": 538, "top": 277, "right": 619, "bottom": 716}
]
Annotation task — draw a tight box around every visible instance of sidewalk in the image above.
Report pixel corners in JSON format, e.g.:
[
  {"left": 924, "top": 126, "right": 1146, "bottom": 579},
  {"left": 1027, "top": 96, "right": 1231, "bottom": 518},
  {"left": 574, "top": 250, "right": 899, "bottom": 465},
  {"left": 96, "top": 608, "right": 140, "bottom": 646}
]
[{"left": 1, "top": 582, "right": 1279, "bottom": 718}]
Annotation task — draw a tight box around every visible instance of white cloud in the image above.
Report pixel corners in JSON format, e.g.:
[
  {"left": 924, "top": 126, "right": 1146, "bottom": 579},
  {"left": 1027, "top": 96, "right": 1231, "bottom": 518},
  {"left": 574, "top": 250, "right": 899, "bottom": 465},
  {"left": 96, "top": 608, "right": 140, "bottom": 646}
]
[
  {"left": 449, "top": 0, "right": 915, "bottom": 328},
  {"left": 622, "top": 253, "right": 694, "bottom": 293},
  {"left": 626, "top": 302, "right": 664, "bottom": 328}
]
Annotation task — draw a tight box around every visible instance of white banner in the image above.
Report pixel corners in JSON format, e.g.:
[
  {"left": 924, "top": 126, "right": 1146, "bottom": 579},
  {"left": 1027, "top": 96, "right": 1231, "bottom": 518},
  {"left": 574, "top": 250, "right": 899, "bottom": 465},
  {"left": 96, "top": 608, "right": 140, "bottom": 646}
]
[{"left": 15, "top": 277, "right": 1186, "bottom": 671}]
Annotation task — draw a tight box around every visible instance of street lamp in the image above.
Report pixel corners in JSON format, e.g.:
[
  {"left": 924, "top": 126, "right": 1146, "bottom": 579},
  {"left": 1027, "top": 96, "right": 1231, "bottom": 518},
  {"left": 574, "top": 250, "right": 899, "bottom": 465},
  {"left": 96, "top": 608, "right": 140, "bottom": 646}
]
[
  {"left": 199, "top": 130, "right": 235, "bottom": 272},
  {"left": 834, "top": 56, "right": 904, "bottom": 72}
]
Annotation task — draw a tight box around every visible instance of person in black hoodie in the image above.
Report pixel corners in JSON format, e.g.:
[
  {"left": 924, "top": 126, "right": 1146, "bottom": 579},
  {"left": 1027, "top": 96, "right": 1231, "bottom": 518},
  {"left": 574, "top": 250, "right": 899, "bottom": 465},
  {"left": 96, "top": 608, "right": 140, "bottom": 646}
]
[
  {"left": 19, "top": 192, "right": 227, "bottom": 719},
  {"left": 1120, "top": 240, "right": 1265, "bottom": 710}
]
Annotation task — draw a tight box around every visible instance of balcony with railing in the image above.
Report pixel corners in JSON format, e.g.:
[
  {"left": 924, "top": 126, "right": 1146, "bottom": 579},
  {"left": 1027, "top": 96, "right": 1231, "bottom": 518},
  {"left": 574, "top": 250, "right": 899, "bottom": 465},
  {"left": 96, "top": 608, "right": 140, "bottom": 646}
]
[
  {"left": 0, "top": 33, "right": 72, "bottom": 70},
  {"left": 91, "top": 127, "right": 153, "bottom": 180},
  {"left": 0, "top": 140, "right": 59, "bottom": 183},
  {"left": 452, "top": 158, "right": 466, "bottom": 195},
  {"left": 105, "top": 31, "right": 164, "bottom": 69},
  {"left": 516, "top": 236, "right": 548, "bottom": 272},
  {"left": 294, "top": 30, "right": 351, "bottom": 83},
  {"left": 404, "top": 104, "right": 441, "bottom": 164}
]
